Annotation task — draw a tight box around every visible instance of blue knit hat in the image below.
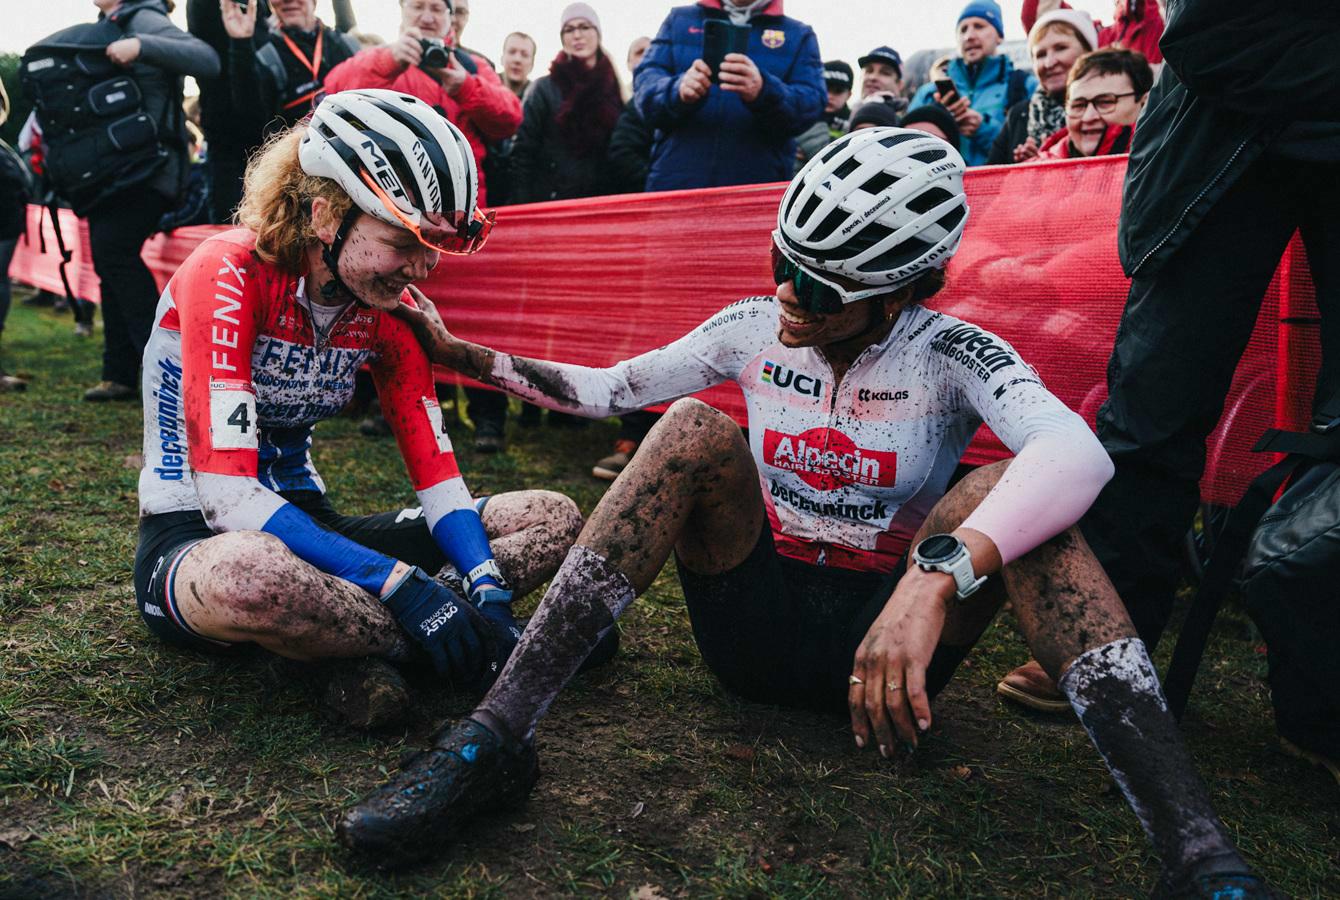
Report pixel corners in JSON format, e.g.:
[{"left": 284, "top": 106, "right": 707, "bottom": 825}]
[{"left": 958, "top": 0, "right": 1004, "bottom": 38}]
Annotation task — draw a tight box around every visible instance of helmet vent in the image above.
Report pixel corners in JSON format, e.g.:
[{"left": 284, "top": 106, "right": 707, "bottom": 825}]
[
  {"left": 906, "top": 186, "right": 953, "bottom": 215},
  {"left": 794, "top": 193, "right": 822, "bottom": 228},
  {"left": 878, "top": 132, "right": 921, "bottom": 149},
  {"left": 910, "top": 148, "right": 947, "bottom": 164},
  {"left": 862, "top": 171, "right": 898, "bottom": 195},
  {"left": 833, "top": 157, "right": 862, "bottom": 180},
  {"left": 808, "top": 206, "right": 852, "bottom": 243},
  {"left": 936, "top": 205, "right": 967, "bottom": 233}
]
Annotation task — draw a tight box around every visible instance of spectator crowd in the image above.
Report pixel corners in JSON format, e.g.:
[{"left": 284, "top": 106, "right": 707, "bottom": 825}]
[{"left": 2, "top": 0, "right": 1166, "bottom": 470}]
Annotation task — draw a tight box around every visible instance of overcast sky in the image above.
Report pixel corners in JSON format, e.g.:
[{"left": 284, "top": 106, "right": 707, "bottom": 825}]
[{"left": 8, "top": 0, "right": 1114, "bottom": 86}]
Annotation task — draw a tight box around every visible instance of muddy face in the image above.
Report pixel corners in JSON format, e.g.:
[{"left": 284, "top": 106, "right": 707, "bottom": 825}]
[{"left": 325, "top": 216, "right": 440, "bottom": 311}]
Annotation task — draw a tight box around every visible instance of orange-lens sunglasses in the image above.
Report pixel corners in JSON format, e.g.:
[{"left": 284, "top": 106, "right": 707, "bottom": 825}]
[{"left": 358, "top": 168, "right": 495, "bottom": 255}]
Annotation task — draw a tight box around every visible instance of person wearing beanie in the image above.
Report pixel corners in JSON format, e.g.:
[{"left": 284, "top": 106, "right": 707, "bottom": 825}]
[
  {"left": 900, "top": 103, "right": 961, "bottom": 151},
  {"left": 1020, "top": 0, "right": 1165, "bottom": 66},
  {"left": 909, "top": 0, "right": 1036, "bottom": 166},
  {"left": 987, "top": 8, "right": 1096, "bottom": 164},
  {"left": 795, "top": 59, "right": 856, "bottom": 168},
  {"left": 847, "top": 99, "right": 902, "bottom": 131}
]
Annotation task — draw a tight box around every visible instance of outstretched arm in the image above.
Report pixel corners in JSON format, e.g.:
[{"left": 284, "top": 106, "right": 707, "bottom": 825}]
[{"left": 393, "top": 286, "right": 763, "bottom": 417}]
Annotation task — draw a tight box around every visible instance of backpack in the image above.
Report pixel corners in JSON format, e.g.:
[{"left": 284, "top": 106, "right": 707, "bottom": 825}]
[
  {"left": 1162, "top": 389, "right": 1340, "bottom": 758},
  {"left": 1242, "top": 449, "right": 1340, "bottom": 759},
  {"left": 19, "top": 13, "right": 170, "bottom": 216}
]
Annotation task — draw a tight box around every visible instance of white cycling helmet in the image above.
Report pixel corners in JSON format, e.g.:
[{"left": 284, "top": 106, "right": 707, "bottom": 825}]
[
  {"left": 775, "top": 127, "right": 969, "bottom": 297},
  {"left": 299, "top": 88, "right": 491, "bottom": 255}
]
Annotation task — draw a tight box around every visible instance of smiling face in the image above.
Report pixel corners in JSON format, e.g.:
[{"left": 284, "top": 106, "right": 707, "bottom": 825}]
[
  {"left": 1065, "top": 70, "right": 1144, "bottom": 156},
  {"left": 957, "top": 17, "right": 1001, "bottom": 64},
  {"left": 860, "top": 62, "right": 900, "bottom": 99},
  {"left": 273, "top": 0, "right": 317, "bottom": 31},
  {"left": 311, "top": 202, "right": 441, "bottom": 310},
  {"left": 773, "top": 277, "right": 907, "bottom": 350},
  {"left": 1031, "top": 25, "right": 1087, "bottom": 97},
  {"left": 400, "top": 0, "right": 451, "bottom": 41}
]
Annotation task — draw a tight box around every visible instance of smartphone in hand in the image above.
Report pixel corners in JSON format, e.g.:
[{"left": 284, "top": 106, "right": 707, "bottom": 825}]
[
  {"left": 703, "top": 19, "right": 751, "bottom": 82},
  {"left": 934, "top": 77, "right": 960, "bottom": 106}
]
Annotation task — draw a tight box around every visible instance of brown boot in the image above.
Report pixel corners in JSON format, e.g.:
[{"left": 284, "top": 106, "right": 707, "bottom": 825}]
[{"left": 996, "top": 659, "right": 1072, "bottom": 713}]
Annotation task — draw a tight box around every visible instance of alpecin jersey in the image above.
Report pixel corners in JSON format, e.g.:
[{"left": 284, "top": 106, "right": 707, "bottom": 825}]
[
  {"left": 490, "top": 295, "right": 1092, "bottom": 574},
  {"left": 138, "top": 229, "right": 493, "bottom": 595}
]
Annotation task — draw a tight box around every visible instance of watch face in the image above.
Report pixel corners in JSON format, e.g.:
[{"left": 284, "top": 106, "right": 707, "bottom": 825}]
[{"left": 917, "top": 534, "right": 961, "bottom": 563}]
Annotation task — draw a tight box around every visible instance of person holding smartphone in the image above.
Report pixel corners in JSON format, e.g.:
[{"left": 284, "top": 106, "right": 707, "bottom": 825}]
[
  {"left": 632, "top": 0, "right": 824, "bottom": 192},
  {"left": 909, "top": 0, "right": 1037, "bottom": 166}
]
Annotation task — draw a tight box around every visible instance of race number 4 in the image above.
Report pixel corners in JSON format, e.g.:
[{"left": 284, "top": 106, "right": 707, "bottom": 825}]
[{"left": 209, "top": 380, "right": 257, "bottom": 450}]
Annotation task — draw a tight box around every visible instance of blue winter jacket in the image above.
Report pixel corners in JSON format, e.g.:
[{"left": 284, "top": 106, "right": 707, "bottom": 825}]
[
  {"left": 910, "top": 55, "right": 1036, "bottom": 166},
  {"left": 635, "top": 0, "right": 825, "bottom": 191}
]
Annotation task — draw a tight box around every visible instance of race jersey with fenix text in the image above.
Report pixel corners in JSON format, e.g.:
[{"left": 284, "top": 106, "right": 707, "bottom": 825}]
[{"left": 138, "top": 229, "right": 496, "bottom": 595}]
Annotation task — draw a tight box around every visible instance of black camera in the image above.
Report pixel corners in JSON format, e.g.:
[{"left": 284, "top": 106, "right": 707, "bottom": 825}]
[{"left": 419, "top": 37, "right": 450, "bottom": 70}]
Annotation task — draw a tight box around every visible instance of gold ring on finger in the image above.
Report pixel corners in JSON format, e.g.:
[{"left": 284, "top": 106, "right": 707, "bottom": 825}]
[{"left": 887, "top": 683, "right": 903, "bottom": 692}]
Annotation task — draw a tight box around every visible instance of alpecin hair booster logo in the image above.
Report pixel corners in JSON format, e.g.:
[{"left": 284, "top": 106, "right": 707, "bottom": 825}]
[{"left": 763, "top": 427, "right": 897, "bottom": 491}]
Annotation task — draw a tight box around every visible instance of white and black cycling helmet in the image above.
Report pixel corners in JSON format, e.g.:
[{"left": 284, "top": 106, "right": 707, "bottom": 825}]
[
  {"left": 774, "top": 127, "right": 968, "bottom": 310},
  {"left": 300, "top": 88, "right": 492, "bottom": 256}
]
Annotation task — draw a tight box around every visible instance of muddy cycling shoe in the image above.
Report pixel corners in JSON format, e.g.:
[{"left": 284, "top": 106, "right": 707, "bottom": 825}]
[{"left": 337, "top": 714, "right": 537, "bottom": 867}]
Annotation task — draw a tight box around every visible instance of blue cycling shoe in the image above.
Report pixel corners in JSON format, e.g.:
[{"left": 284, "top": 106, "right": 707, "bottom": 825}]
[{"left": 337, "top": 714, "right": 537, "bottom": 868}]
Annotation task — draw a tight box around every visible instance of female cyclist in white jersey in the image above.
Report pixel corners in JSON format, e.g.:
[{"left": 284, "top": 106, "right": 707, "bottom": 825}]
[
  {"left": 339, "top": 129, "right": 1268, "bottom": 898},
  {"left": 133, "top": 90, "right": 588, "bottom": 720}
]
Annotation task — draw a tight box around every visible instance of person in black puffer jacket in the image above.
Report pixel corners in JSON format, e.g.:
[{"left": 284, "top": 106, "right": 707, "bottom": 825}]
[{"left": 510, "top": 3, "right": 624, "bottom": 203}]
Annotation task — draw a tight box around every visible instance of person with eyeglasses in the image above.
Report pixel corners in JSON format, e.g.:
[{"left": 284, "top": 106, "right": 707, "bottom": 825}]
[
  {"left": 335, "top": 128, "right": 1271, "bottom": 898},
  {"left": 131, "top": 90, "right": 584, "bottom": 729},
  {"left": 1036, "top": 47, "right": 1153, "bottom": 160}
]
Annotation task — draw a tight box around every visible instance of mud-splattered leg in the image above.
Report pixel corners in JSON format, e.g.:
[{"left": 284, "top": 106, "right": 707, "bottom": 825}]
[
  {"left": 478, "top": 398, "right": 764, "bottom": 740},
  {"left": 925, "top": 462, "right": 1245, "bottom": 880},
  {"left": 170, "top": 530, "right": 412, "bottom": 662},
  {"left": 476, "top": 490, "right": 583, "bottom": 596}
]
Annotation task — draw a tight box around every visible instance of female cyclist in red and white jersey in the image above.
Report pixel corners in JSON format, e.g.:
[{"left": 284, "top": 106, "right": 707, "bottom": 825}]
[
  {"left": 134, "top": 89, "right": 583, "bottom": 703},
  {"left": 340, "top": 129, "right": 1268, "bottom": 897}
]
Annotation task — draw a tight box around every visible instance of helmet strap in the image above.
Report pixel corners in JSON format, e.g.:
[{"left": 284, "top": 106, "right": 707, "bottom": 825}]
[{"left": 319, "top": 206, "right": 365, "bottom": 304}]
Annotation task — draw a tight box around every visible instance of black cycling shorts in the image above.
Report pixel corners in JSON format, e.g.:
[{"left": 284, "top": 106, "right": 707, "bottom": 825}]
[
  {"left": 133, "top": 491, "right": 489, "bottom": 652},
  {"left": 676, "top": 527, "right": 968, "bottom": 714}
]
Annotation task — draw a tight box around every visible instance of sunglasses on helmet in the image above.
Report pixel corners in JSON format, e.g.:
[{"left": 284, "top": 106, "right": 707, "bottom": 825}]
[
  {"left": 358, "top": 169, "right": 496, "bottom": 255},
  {"left": 769, "top": 233, "right": 891, "bottom": 314}
]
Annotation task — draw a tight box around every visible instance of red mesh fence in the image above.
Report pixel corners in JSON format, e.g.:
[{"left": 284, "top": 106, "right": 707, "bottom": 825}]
[{"left": 10, "top": 155, "right": 1320, "bottom": 506}]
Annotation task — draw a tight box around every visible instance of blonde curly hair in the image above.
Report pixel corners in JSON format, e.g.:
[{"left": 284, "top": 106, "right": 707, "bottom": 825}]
[{"left": 236, "top": 127, "right": 354, "bottom": 274}]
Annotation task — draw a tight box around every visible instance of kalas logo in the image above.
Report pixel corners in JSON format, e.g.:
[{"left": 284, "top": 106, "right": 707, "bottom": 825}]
[
  {"left": 761, "top": 360, "right": 822, "bottom": 398},
  {"left": 763, "top": 428, "right": 898, "bottom": 491}
]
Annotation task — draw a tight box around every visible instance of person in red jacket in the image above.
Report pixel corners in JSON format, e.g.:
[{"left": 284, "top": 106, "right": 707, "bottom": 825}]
[
  {"left": 323, "top": 0, "right": 521, "bottom": 207},
  {"left": 1022, "top": 0, "right": 1164, "bottom": 66}
]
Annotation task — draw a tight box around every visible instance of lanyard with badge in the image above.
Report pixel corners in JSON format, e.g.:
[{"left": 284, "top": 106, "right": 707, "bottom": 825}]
[{"left": 280, "top": 27, "right": 325, "bottom": 112}]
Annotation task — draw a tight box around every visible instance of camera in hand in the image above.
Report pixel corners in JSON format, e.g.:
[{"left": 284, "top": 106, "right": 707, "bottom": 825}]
[{"left": 419, "top": 37, "right": 450, "bottom": 70}]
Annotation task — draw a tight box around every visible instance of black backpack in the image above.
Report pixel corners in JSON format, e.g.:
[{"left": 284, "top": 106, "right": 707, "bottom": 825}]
[
  {"left": 1163, "top": 389, "right": 1340, "bottom": 764},
  {"left": 19, "top": 13, "right": 169, "bottom": 216}
]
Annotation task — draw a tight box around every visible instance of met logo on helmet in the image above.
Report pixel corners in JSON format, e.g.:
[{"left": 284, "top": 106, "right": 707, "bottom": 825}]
[{"left": 360, "top": 139, "right": 409, "bottom": 203}]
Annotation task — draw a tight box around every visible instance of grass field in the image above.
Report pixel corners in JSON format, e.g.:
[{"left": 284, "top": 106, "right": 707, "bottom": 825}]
[{"left": 1, "top": 294, "right": 1337, "bottom": 899}]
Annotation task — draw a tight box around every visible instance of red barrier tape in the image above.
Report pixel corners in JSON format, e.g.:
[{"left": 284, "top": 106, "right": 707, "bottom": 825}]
[{"left": 10, "top": 156, "right": 1320, "bottom": 506}]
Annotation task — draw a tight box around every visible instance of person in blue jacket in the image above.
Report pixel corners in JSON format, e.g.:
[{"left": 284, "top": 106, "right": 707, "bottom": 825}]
[
  {"left": 634, "top": 0, "right": 824, "bottom": 191},
  {"left": 910, "top": 0, "right": 1036, "bottom": 166}
]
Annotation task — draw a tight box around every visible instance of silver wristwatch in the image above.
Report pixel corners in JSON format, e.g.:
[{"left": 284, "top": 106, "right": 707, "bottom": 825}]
[{"left": 912, "top": 533, "right": 986, "bottom": 600}]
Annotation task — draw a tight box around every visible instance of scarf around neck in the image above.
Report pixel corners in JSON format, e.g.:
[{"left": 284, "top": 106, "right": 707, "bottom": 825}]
[
  {"left": 550, "top": 50, "right": 624, "bottom": 158},
  {"left": 1026, "top": 85, "right": 1067, "bottom": 145},
  {"left": 723, "top": 0, "right": 772, "bottom": 25}
]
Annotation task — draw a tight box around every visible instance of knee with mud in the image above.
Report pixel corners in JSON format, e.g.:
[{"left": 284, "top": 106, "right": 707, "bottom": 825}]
[{"left": 203, "top": 531, "right": 327, "bottom": 626}]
